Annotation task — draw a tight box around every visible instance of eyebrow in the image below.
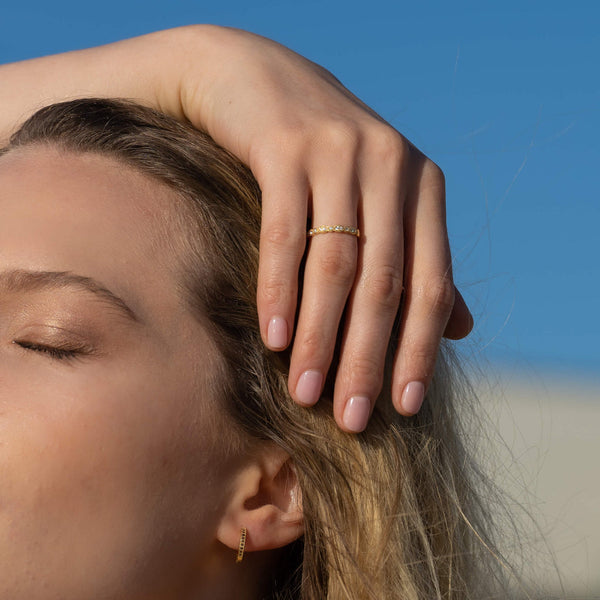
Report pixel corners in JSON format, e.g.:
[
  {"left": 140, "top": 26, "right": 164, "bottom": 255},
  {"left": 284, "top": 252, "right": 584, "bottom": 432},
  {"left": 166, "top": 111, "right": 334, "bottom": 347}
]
[{"left": 0, "top": 269, "right": 140, "bottom": 323}]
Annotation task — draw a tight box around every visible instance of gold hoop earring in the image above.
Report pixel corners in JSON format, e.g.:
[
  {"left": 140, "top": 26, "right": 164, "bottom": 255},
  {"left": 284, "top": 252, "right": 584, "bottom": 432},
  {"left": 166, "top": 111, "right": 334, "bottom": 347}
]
[{"left": 235, "top": 527, "right": 247, "bottom": 563}]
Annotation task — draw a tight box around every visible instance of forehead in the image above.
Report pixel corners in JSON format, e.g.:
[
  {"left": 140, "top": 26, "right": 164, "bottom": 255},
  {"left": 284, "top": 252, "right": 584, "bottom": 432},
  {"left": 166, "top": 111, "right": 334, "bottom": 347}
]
[
  {"left": 0, "top": 145, "right": 189, "bottom": 323},
  {"left": 0, "top": 144, "right": 181, "bottom": 232}
]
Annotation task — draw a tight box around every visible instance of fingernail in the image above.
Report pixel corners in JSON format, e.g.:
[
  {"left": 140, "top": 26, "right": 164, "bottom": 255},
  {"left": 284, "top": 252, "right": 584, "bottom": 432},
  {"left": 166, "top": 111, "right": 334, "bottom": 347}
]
[
  {"left": 267, "top": 316, "right": 288, "bottom": 349},
  {"left": 295, "top": 370, "right": 323, "bottom": 406},
  {"left": 342, "top": 396, "right": 371, "bottom": 433},
  {"left": 401, "top": 381, "right": 425, "bottom": 415}
]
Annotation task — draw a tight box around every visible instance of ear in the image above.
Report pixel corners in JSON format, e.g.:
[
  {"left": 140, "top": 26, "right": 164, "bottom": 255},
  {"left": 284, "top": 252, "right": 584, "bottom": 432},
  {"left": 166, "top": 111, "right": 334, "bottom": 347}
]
[{"left": 216, "top": 442, "right": 303, "bottom": 555}]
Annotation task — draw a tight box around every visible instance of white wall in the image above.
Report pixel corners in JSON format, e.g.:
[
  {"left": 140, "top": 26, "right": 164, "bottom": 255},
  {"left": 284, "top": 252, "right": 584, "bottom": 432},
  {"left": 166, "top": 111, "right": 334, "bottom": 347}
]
[{"left": 479, "top": 371, "right": 600, "bottom": 598}]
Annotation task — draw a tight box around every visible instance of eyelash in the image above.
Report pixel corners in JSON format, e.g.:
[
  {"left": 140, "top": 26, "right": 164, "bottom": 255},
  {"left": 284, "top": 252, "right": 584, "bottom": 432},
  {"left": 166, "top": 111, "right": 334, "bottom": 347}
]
[{"left": 12, "top": 340, "right": 90, "bottom": 362}]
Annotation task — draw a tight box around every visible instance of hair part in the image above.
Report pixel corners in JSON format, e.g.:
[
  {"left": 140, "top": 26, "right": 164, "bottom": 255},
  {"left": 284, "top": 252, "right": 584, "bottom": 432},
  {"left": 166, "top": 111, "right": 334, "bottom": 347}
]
[{"left": 3, "top": 99, "right": 520, "bottom": 599}]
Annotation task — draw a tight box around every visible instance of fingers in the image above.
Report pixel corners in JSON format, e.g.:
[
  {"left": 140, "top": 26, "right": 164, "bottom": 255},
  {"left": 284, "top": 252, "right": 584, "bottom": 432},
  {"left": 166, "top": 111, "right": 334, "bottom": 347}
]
[
  {"left": 330, "top": 133, "right": 407, "bottom": 432},
  {"left": 256, "top": 131, "right": 473, "bottom": 431},
  {"left": 392, "top": 160, "right": 456, "bottom": 416},
  {"left": 257, "top": 164, "right": 309, "bottom": 352}
]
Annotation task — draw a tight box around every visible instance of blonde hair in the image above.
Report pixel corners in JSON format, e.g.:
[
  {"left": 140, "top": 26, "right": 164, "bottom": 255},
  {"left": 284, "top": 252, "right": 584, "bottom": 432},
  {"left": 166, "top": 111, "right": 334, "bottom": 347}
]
[{"left": 5, "top": 99, "right": 517, "bottom": 599}]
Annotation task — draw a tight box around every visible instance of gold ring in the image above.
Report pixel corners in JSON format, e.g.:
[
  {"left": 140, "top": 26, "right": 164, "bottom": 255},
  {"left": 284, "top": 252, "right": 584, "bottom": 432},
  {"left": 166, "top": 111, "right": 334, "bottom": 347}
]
[{"left": 307, "top": 225, "right": 360, "bottom": 238}]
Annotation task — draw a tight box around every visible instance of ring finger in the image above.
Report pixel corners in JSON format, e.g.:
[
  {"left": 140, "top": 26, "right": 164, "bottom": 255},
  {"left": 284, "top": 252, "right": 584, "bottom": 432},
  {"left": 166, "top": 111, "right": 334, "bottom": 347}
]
[{"left": 289, "top": 174, "right": 359, "bottom": 407}]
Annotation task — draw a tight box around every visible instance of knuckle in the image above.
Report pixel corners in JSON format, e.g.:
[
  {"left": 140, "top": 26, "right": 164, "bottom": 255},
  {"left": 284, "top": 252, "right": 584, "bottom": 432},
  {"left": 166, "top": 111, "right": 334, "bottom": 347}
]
[
  {"left": 423, "top": 159, "right": 446, "bottom": 192},
  {"left": 251, "top": 123, "right": 304, "bottom": 167},
  {"left": 404, "top": 343, "right": 436, "bottom": 376},
  {"left": 346, "top": 354, "right": 384, "bottom": 388},
  {"left": 260, "top": 277, "right": 294, "bottom": 307},
  {"left": 415, "top": 275, "right": 455, "bottom": 317},
  {"left": 369, "top": 126, "right": 408, "bottom": 168},
  {"left": 320, "top": 119, "right": 360, "bottom": 153},
  {"left": 298, "top": 328, "right": 329, "bottom": 360},
  {"left": 262, "top": 223, "right": 305, "bottom": 251},
  {"left": 362, "top": 264, "right": 404, "bottom": 310},
  {"left": 316, "top": 244, "right": 357, "bottom": 284}
]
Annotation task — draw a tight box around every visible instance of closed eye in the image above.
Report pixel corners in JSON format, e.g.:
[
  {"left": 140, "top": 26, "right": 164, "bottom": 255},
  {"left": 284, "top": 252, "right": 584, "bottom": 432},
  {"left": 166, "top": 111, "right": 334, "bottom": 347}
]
[{"left": 12, "top": 340, "right": 89, "bottom": 362}]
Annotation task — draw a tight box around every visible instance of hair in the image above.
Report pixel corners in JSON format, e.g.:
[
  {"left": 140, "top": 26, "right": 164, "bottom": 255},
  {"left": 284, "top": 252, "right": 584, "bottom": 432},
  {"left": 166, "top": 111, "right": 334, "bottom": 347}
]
[{"left": 2, "top": 99, "right": 520, "bottom": 599}]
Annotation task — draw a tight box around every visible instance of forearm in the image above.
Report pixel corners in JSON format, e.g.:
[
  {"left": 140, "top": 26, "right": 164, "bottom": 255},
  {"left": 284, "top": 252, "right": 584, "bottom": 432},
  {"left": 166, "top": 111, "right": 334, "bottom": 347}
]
[{"left": 0, "top": 26, "right": 217, "bottom": 146}]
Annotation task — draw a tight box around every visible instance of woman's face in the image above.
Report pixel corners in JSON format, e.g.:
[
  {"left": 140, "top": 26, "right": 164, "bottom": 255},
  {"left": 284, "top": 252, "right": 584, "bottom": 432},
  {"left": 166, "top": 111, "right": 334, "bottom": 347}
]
[{"left": 0, "top": 146, "right": 235, "bottom": 599}]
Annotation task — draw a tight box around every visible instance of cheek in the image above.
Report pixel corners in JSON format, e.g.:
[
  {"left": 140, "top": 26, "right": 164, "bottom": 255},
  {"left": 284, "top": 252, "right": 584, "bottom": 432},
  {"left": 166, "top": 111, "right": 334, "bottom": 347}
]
[{"left": 0, "top": 354, "right": 230, "bottom": 599}]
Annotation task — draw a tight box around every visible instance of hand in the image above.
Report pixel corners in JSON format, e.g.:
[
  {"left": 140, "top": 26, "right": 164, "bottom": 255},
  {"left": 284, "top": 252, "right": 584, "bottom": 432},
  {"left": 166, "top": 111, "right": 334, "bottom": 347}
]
[
  {"left": 173, "top": 29, "right": 473, "bottom": 431},
  {"left": 0, "top": 25, "right": 473, "bottom": 432},
  {"left": 173, "top": 26, "right": 473, "bottom": 432}
]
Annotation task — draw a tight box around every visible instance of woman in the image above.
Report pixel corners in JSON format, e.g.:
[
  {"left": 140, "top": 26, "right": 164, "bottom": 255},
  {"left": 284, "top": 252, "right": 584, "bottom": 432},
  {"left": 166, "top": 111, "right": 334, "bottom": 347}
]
[
  {"left": 0, "top": 25, "right": 474, "bottom": 433},
  {"left": 0, "top": 97, "right": 511, "bottom": 600}
]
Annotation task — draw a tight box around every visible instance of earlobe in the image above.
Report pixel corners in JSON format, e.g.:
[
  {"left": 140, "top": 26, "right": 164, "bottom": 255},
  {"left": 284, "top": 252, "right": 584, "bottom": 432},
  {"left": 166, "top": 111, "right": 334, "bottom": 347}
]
[{"left": 216, "top": 443, "right": 303, "bottom": 557}]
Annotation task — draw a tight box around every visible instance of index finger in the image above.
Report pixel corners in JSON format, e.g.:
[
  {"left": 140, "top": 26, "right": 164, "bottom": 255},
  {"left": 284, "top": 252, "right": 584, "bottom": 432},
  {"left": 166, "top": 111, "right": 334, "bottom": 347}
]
[{"left": 256, "top": 163, "right": 308, "bottom": 352}]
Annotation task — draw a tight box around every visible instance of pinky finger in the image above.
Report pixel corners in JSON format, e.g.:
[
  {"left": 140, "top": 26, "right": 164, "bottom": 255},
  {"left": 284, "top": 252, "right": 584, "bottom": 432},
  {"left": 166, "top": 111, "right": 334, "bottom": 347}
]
[
  {"left": 391, "top": 275, "right": 456, "bottom": 416},
  {"left": 391, "top": 161, "right": 455, "bottom": 416}
]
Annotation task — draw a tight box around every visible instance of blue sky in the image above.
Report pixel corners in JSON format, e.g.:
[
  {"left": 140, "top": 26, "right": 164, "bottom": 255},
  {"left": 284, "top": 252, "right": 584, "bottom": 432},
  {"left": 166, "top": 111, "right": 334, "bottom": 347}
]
[{"left": 2, "top": 0, "right": 598, "bottom": 381}]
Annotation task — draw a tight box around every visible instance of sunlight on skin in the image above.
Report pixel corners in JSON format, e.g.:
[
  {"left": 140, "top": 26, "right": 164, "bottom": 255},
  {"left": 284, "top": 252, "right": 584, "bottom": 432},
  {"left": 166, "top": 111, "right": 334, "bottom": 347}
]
[{"left": 0, "top": 147, "right": 246, "bottom": 599}]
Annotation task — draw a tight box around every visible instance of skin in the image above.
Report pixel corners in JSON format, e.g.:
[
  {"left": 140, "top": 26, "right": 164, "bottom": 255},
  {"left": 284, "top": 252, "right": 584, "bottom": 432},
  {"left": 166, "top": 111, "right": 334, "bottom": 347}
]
[
  {"left": 0, "top": 25, "right": 473, "bottom": 432},
  {"left": 0, "top": 146, "right": 280, "bottom": 600}
]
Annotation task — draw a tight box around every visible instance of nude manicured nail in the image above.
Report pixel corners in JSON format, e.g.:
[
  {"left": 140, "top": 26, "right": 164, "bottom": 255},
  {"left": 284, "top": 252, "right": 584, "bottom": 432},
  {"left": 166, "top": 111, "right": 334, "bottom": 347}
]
[
  {"left": 343, "top": 396, "right": 371, "bottom": 433},
  {"left": 267, "top": 316, "right": 288, "bottom": 349},
  {"left": 401, "top": 381, "right": 425, "bottom": 415},
  {"left": 295, "top": 370, "right": 322, "bottom": 406}
]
